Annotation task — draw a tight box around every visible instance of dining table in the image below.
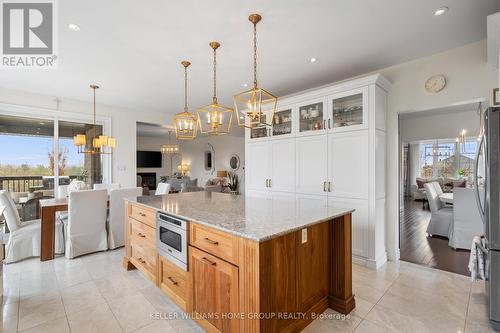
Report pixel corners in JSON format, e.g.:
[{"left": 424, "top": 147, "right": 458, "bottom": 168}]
[
  {"left": 439, "top": 192, "right": 454, "bottom": 205},
  {"left": 39, "top": 197, "right": 69, "bottom": 261}
]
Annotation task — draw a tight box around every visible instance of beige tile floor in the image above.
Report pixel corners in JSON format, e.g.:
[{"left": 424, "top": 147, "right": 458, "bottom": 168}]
[{"left": 0, "top": 248, "right": 496, "bottom": 333}]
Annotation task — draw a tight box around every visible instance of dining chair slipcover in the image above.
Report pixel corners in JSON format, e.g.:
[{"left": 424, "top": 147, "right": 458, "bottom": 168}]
[
  {"left": 0, "top": 190, "right": 64, "bottom": 263},
  {"left": 424, "top": 183, "right": 453, "bottom": 238},
  {"left": 155, "top": 182, "right": 171, "bottom": 196},
  {"left": 107, "top": 187, "right": 142, "bottom": 249},
  {"left": 449, "top": 188, "right": 484, "bottom": 249},
  {"left": 63, "top": 189, "right": 108, "bottom": 259}
]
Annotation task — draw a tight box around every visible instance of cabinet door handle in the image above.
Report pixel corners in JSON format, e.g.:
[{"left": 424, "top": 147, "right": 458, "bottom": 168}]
[
  {"left": 265, "top": 179, "right": 268, "bottom": 188},
  {"left": 201, "top": 257, "right": 217, "bottom": 266},
  {"left": 328, "top": 181, "right": 332, "bottom": 192},
  {"left": 139, "top": 212, "right": 146, "bottom": 217},
  {"left": 167, "top": 276, "right": 178, "bottom": 286},
  {"left": 137, "top": 233, "right": 146, "bottom": 238},
  {"left": 203, "top": 237, "right": 219, "bottom": 245},
  {"left": 328, "top": 118, "right": 331, "bottom": 129},
  {"left": 269, "top": 179, "right": 272, "bottom": 188},
  {"left": 137, "top": 257, "right": 146, "bottom": 264},
  {"left": 323, "top": 119, "right": 326, "bottom": 130},
  {"left": 323, "top": 181, "right": 327, "bottom": 192}
]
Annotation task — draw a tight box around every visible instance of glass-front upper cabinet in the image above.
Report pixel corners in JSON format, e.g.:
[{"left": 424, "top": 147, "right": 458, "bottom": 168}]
[
  {"left": 330, "top": 88, "right": 368, "bottom": 131},
  {"left": 272, "top": 108, "right": 293, "bottom": 137},
  {"left": 249, "top": 114, "right": 270, "bottom": 140},
  {"left": 298, "top": 99, "right": 326, "bottom": 136}
]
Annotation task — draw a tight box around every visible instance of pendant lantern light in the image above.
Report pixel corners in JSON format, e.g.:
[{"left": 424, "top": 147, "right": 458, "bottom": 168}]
[
  {"left": 173, "top": 61, "right": 198, "bottom": 140},
  {"left": 161, "top": 130, "right": 180, "bottom": 154},
  {"left": 73, "top": 85, "right": 116, "bottom": 154},
  {"left": 197, "top": 41, "right": 233, "bottom": 135},
  {"left": 233, "top": 13, "right": 277, "bottom": 128}
]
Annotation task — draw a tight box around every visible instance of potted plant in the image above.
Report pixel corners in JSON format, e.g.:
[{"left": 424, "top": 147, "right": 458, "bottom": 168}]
[
  {"left": 227, "top": 172, "right": 239, "bottom": 195},
  {"left": 457, "top": 168, "right": 466, "bottom": 178}
]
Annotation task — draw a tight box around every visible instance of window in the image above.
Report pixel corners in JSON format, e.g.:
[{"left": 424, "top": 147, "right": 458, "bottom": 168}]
[{"left": 418, "top": 138, "right": 477, "bottom": 179}]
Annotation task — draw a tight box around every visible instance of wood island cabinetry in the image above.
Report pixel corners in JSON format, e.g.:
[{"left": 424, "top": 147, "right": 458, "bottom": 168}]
[{"left": 124, "top": 196, "right": 355, "bottom": 333}]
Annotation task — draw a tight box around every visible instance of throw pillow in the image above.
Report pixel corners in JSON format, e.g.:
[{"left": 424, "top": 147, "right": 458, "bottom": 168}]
[{"left": 416, "top": 179, "right": 426, "bottom": 189}]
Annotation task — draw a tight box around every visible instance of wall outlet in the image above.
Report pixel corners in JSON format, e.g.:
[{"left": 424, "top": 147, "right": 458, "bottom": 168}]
[{"left": 301, "top": 228, "right": 307, "bottom": 244}]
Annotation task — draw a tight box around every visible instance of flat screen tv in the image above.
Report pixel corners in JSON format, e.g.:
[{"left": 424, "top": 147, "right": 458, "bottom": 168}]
[{"left": 137, "top": 151, "right": 162, "bottom": 168}]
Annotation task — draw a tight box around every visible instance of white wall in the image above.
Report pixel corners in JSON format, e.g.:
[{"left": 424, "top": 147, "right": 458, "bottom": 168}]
[
  {"left": 136, "top": 135, "right": 174, "bottom": 184},
  {"left": 399, "top": 109, "right": 480, "bottom": 143},
  {"left": 0, "top": 88, "right": 167, "bottom": 188},
  {"left": 381, "top": 40, "right": 498, "bottom": 261},
  {"left": 179, "top": 132, "right": 245, "bottom": 194}
]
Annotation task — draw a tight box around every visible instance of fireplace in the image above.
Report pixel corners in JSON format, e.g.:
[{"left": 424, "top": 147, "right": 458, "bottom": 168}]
[{"left": 137, "top": 172, "right": 157, "bottom": 190}]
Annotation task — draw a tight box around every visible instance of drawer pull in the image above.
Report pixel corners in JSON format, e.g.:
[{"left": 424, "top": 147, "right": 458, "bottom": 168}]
[
  {"left": 137, "top": 257, "right": 146, "bottom": 264},
  {"left": 167, "top": 276, "right": 178, "bottom": 286},
  {"left": 139, "top": 212, "right": 147, "bottom": 217},
  {"left": 203, "top": 237, "right": 219, "bottom": 245},
  {"left": 137, "top": 233, "right": 146, "bottom": 238},
  {"left": 201, "top": 257, "right": 217, "bottom": 266}
]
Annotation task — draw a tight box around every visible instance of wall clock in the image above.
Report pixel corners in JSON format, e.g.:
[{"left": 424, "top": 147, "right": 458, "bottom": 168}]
[{"left": 425, "top": 75, "right": 446, "bottom": 93}]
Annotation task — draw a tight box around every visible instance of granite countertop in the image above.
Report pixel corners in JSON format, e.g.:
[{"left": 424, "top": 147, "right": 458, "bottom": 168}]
[{"left": 131, "top": 192, "right": 354, "bottom": 242}]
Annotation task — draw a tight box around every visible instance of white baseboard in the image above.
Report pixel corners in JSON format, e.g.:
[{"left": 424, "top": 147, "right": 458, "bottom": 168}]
[{"left": 352, "top": 252, "right": 388, "bottom": 270}]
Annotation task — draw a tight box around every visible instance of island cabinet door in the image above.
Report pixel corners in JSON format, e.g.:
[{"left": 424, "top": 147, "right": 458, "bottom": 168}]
[
  {"left": 188, "top": 246, "right": 239, "bottom": 333},
  {"left": 296, "top": 222, "right": 329, "bottom": 312}
]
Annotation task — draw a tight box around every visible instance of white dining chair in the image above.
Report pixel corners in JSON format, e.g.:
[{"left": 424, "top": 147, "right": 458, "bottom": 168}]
[
  {"left": 0, "top": 190, "right": 64, "bottom": 263},
  {"left": 57, "top": 185, "right": 69, "bottom": 198},
  {"left": 155, "top": 182, "right": 171, "bottom": 195},
  {"left": 107, "top": 187, "right": 142, "bottom": 249},
  {"left": 432, "top": 181, "right": 444, "bottom": 196},
  {"left": 60, "top": 189, "right": 108, "bottom": 259},
  {"left": 94, "top": 183, "right": 121, "bottom": 193},
  {"left": 424, "top": 183, "right": 453, "bottom": 238},
  {"left": 448, "top": 188, "right": 484, "bottom": 249}
]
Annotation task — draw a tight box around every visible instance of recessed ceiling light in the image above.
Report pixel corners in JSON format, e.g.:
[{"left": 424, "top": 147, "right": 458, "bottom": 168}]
[
  {"left": 310, "top": 57, "right": 317, "bottom": 63},
  {"left": 243, "top": 83, "right": 248, "bottom": 87},
  {"left": 68, "top": 23, "right": 80, "bottom": 31},
  {"left": 433, "top": 6, "right": 449, "bottom": 16}
]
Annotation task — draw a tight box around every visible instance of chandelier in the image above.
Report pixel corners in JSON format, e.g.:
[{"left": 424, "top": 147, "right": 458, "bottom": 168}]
[
  {"left": 234, "top": 13, "right": 277, "bottom": 128},
  {"left": 173, "top": 61, "right": 198, "bottom": 140},
  {"left": 73, "top": 85, "right": 116, "bottom": 154},
  {"left": 197, "top": 41, "right": 233, "bottom": 135},
  {"left": 161, "top": 130, "right": 180, "bottom": 154}
]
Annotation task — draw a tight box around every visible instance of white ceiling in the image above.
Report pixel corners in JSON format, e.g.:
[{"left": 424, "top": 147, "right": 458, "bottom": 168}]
[{"left": 2, "top": 0, "right": 499, "bottom": 117}]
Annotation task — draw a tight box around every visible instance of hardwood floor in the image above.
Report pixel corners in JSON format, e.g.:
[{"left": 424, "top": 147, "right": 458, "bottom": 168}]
[{"left": 400, "top": 198, "right": 471, "bottom": 276}]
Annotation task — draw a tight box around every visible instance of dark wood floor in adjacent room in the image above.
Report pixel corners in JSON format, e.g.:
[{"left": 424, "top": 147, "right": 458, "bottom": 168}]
[{"left": 400, "top": 198, "right": 471, "bottom": 276}]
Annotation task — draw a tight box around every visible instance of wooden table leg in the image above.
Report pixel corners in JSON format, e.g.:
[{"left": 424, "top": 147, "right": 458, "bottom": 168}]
[
  {"left": 328, "top": 213, "right": 356, "bottom": 314},
  {"left": 40, "top": 206, "right": 56, "bottom": 261}
]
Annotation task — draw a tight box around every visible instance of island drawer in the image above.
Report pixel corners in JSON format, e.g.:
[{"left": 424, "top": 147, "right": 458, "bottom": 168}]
[
  {"left": 129, "top": 203, "right": 156, "bottom": 228},
  {"left": 159, "top": 257, "right": 187, "bottom": 310},
  {"left": 129, "top": 218, "right": 156, "bottom": 247},
  {"left": 189, "top": 223, "right": 239, "bottom": 265},
  {"left": 131, "top": 244, "right": 157, "bottom": 280}
]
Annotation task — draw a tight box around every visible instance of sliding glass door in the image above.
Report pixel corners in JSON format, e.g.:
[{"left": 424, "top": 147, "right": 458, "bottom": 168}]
[
  {"left": 58, "top": 120, "right": 103, "bottom": 186},
  {"left": 0, "top": 112, "right": 109, "bottom": 220}
]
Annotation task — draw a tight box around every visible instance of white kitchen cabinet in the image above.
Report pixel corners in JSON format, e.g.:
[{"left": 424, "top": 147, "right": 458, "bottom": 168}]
[
  {"left": 328, "top": 87, "right": 369, "bottom": 133},
  {"left": 245, "top": 73, "right": 391, "bottom": 269},
  {"left": 295, "top": 134, "right": 328, "bottom": 196},
  {"left": 246, "top": 138, "right": 295, "bottom": 194},
  {"left": 328, "top": 130, "right": 369, "bottom": 199},
  {"left": 296, "top": 97, "right": 328, "bottom": 137},
  {"left": 246, "top": 142, "right": 271, "bottom": 191},
  {"left": 270, "top": 138, "right": 295, "bottom": 192},
  {"left": 328, "top": 197, "right": 369, "bottom": 258}
]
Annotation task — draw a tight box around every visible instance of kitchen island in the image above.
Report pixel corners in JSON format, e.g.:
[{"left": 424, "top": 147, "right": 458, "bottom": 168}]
[{"left": 123, "top": 192, "right": 355, "bottom": 333}]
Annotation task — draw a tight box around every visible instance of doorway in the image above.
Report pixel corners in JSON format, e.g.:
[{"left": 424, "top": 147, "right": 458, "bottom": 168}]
[{"left": 398, "top": 101, "right": 485, "bottom": 276}]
